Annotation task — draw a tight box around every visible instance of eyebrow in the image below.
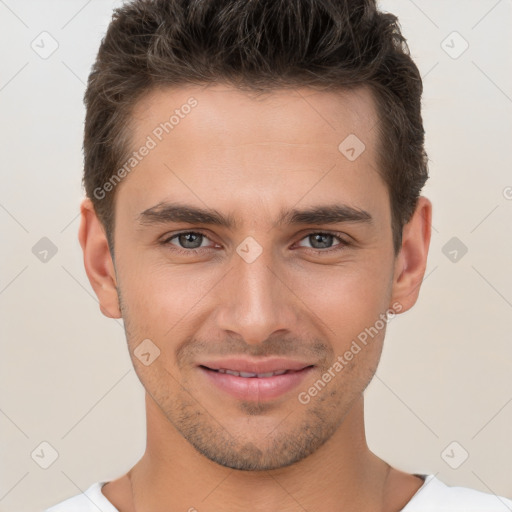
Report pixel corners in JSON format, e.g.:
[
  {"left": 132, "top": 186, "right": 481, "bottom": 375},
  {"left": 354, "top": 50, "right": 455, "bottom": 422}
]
[{"left": 137, "top": 202, "right": 373, "bottom": 229}]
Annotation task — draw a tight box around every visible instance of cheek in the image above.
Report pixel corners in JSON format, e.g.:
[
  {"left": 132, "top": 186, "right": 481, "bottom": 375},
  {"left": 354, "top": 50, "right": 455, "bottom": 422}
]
[
  {"left": 285, "top": 260, "right": 393, "bottom": 389},
  {"left": 118, "top": 259, "right": 219, "bottom": 345},
  {"left": 286, "top": 257, "right": 394, "bottom": 336}
]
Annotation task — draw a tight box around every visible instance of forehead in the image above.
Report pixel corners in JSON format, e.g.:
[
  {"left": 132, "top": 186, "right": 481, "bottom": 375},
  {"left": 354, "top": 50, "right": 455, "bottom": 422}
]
[
  {"left": 116, "top": 83, "right": 386, "bottom": 226},
  {"left": 130, "top": 83, "right": 379, "bottom": 149}
]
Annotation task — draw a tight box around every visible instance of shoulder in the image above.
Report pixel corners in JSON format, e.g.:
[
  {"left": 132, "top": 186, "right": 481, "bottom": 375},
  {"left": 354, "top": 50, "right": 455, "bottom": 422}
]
[
  {"left": 402, "top": 474, "right": 512, "bottom": 512},
  {"left": 44, "top": 482, "right": 119, "bottom": 512}
]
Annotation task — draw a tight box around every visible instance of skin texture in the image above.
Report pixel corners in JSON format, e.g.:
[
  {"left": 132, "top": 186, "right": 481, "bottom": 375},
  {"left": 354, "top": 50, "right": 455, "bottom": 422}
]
[{"left": 79, "top": 84, "right": 432, "bottom": 512}]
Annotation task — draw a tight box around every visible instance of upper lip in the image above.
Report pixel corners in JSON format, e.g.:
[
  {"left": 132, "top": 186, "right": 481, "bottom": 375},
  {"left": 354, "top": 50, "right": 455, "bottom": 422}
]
[{"left": 199, "top": 357, "right": 313, "bottom": 374}]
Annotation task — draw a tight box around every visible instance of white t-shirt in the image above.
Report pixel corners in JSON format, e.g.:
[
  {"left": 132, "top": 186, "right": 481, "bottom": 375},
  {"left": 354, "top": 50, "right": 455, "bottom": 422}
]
[{"left": 45, "top": 473, "right": 512, "bottom": 512}]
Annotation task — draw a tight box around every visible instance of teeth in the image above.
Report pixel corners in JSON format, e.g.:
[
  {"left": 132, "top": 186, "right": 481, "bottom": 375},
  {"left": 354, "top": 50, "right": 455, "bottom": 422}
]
[
  {"left": 239, "top": 371, "right": 257, "bottom": 377},
  {"left": 215, "top": 368, "right": 289, "bottom": 378}
]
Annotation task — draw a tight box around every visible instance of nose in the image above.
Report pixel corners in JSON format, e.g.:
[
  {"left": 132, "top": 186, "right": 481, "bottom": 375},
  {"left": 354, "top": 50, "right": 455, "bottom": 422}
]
[{"left": 214, "top": 243, "right": 298, "bottom": 345}]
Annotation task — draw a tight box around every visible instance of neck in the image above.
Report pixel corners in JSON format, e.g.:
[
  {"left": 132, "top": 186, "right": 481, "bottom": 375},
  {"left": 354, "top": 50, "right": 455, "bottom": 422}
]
[{"left": 127, "top": 394, "right": 393, "bottom": 512}]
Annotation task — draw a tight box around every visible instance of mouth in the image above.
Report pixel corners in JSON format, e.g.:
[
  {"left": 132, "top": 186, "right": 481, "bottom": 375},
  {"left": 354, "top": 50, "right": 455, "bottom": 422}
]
[
  {"left": 200, "top": 367, "right": 309, "bottom": 378},
  {"left": 199, "top": 357, "right": 313, "bottom": 374},
  {"left": 198, "top": 359, "right": 315, "bottom": 401}
]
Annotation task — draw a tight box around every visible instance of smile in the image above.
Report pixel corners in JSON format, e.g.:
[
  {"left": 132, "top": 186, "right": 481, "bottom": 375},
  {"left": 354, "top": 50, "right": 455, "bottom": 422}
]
[
  {"left": 210, "top": 368, "right": 291, "bottom": 378},
  {"left": 199, "top": 363, "right": 315, "bottom": 401}
]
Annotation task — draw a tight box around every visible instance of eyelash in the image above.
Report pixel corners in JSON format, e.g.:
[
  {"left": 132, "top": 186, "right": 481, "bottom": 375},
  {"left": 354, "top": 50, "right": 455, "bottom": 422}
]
[{"left": 160, "top": 230, "right": 351, "bottom": 256}]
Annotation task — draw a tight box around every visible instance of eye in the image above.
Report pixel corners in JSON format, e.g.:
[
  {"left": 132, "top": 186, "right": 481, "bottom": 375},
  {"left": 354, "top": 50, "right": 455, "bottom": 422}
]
[
  {"left": 162, "top": 231, "right": 216, "bottom": 253},
  {"left": 296, "top": 232, "right": 348, "bottom": 252}
]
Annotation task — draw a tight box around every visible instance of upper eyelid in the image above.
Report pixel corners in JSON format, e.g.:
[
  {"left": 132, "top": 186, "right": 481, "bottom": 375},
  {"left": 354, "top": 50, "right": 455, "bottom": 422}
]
[
  {"left": 296, "top": 232, "right": 346, "bottom": 246},
  {"left": 163, "top": 230, "right": 217, "bottom": 245}
]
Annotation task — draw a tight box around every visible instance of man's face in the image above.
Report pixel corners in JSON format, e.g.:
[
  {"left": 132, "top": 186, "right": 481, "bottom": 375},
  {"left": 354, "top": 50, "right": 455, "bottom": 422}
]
[{"left": 111, "top": 84, "right": 398, "bottom": 470}]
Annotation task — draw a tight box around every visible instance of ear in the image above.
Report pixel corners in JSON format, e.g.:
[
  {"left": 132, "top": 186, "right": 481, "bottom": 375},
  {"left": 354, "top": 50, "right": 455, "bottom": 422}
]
[
  {"left": 78, "top": 198, "right": 121, "bottom": 319},
  {"left": 389, "top": 196, "right": 432, "bottom": 314}
]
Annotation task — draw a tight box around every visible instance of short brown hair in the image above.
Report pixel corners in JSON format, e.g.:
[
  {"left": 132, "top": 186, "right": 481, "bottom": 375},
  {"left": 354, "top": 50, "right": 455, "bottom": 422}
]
[{"left": 83, "top": 0, "right": 428, "bottom": 255}]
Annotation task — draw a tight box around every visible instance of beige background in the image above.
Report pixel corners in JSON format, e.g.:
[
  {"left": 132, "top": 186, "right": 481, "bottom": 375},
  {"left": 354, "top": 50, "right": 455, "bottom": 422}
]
[{"left": 1, "top": 1, "right": 511, "bottom": 511}]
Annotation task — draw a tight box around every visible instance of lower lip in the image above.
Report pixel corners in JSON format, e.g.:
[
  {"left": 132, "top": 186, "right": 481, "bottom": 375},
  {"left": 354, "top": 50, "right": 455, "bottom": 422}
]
[{"left": 199, "top": 366, "right": 314, "bottom": 401}]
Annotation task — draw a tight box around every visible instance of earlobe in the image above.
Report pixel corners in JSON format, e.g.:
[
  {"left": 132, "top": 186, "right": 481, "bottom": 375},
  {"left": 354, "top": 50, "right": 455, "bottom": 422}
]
[
  {"left": 390, "top": 196, "right": 432, "bottom": 314},
  {"left": 78, "top": 198, "right": 121, "bottom": 319}
]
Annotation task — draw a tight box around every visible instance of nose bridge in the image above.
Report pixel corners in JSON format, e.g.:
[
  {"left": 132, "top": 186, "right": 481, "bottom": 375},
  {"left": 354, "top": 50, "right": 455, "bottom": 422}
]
[{"left": 216, "top": 240, "right": 294, "bottom": 344}]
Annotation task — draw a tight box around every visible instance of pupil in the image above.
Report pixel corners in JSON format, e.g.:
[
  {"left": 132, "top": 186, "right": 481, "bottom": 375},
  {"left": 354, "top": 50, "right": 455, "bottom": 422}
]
[
  {"left": 311, "top": 234, "right": 332, "bottom": 249},
  {"left": 180, "top": 233, "right": 202, "bottom": 248}
]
